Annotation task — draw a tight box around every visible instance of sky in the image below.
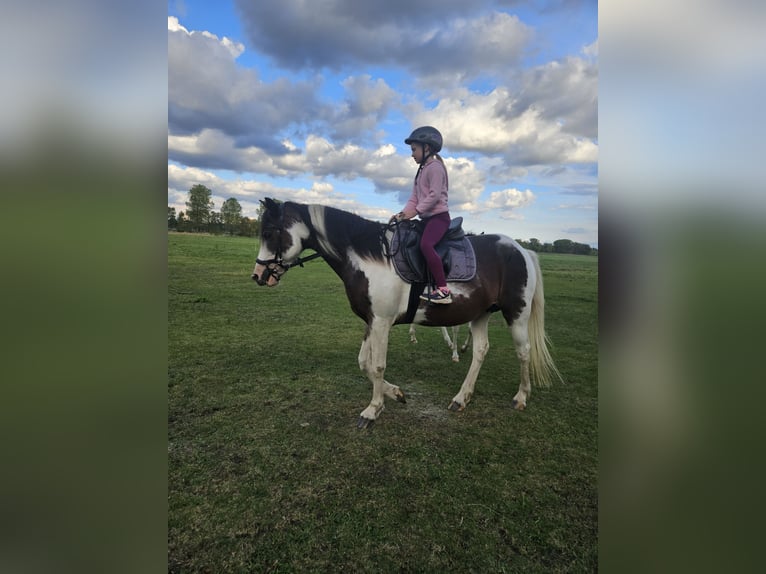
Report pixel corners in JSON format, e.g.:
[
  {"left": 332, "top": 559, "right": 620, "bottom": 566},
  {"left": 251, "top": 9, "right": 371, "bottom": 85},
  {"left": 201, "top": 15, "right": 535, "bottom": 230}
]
[{"left": 167, "top": 0, "right": 598, "bottom": 246}]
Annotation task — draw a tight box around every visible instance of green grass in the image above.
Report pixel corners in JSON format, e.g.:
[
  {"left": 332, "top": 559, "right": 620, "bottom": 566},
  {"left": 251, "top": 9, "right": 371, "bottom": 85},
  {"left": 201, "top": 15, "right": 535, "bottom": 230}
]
[{"left": 168, "top": 233, "right": 598, "bottom": 573}]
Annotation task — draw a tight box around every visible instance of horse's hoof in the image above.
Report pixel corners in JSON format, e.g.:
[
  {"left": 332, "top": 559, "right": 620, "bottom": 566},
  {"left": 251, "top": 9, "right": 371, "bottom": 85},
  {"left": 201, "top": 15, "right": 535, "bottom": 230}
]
[
  {"left": 395, "top": 389, "right": 407, "bottom": 404},
  {"left": 448, "top": 401, "right": 464, "bottom": 412},
  {"left": 511, "top": 400, "right": 526, "bottom": 411},
  {"left": 357, "top": 417, "right": 375, "bottom": 430},
  {"left": 451, "top": 357, "right": 460, "bottom": 363}
]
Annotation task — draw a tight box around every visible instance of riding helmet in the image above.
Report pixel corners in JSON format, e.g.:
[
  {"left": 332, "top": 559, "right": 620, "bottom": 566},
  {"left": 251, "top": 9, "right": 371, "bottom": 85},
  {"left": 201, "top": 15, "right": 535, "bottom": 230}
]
[{"left": 404, "top": 126, "right": 443, "bottom": 153}]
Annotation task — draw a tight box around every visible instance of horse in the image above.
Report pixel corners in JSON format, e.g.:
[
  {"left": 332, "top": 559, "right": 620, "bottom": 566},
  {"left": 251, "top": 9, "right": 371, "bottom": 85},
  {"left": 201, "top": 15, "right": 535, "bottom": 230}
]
[
  {"left": 408, "top": 324, "right": 472, "bottom": 362},
  {"left": 252, "top": 198, "right": 562, "bottom": 428}
]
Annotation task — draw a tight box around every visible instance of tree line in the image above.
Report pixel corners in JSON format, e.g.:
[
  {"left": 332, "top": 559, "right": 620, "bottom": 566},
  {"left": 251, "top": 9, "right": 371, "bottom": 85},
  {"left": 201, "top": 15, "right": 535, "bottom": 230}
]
[
  {"left": 515, "top": 237, "right": 597, "bottom": 256},
  {"left": 169, "top": 184, "right": 597, "bottom": 255},
  {"left": 168, "top": 184, "right": 261, "bottom": 236}
]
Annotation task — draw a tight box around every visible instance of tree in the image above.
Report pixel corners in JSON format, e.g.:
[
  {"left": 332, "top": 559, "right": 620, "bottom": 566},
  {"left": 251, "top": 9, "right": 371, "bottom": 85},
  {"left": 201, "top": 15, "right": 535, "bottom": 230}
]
[
  {"left": 208, "top": 211, "right": 223, "bottom": 234},
  {"left": 528, "top": 238, "right": 541, "bottom": 251},
  {"left": 168, "top": 206, "right": 177, "bottom": 230},
  {"left": 238, "top": 216, "right": 260, "bottom": 237},
  {"left": 185, "top": 184, "right": 214, "bottom": 232},
  {"left": 176, "top": 211, "right": 189, "bottom": 232},
  {"left": 553, "top": 239, "right": 574, "bottom": 254},
  {"left": 221, "top": 197, "right": 243, "bottom": 235}
]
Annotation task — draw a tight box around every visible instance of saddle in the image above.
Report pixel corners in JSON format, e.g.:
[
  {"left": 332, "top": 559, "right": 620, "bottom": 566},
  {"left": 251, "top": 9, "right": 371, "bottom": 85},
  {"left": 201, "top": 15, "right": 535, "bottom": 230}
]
[{"left": 390, "top": 218, "right": 477, "bottom": 284}]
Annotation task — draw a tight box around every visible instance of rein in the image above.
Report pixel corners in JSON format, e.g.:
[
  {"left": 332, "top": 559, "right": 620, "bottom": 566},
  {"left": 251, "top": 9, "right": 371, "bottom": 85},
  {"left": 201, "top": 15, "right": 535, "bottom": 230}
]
[{"left": 383, "top": 219, "right": 418, "bottom": 259}]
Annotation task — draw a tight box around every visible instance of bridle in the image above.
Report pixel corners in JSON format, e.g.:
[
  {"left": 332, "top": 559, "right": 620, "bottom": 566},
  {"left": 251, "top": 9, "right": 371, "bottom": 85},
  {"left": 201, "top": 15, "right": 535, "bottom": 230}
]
[
  {"left": 255, "top": 252, "right": 322, "bottom": 283},
  {"left": 254, "top": 202, "right": 322, "bottom": 284}
]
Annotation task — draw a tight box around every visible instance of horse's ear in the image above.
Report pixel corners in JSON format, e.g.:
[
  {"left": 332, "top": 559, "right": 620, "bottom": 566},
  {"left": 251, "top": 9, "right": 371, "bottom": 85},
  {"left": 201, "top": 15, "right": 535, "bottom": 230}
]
[
  {"left": 261, "top": 197, "right": 275, "bottom": 213},
  {"left": 261, "top": 197, "right": 280, "bottom": 212}
]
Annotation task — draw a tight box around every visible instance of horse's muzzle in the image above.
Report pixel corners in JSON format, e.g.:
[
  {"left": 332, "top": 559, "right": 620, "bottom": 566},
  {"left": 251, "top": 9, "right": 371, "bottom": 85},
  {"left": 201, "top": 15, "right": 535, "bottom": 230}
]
[{"left": 252, "top": 266, "right": 279, "bottom": 287}]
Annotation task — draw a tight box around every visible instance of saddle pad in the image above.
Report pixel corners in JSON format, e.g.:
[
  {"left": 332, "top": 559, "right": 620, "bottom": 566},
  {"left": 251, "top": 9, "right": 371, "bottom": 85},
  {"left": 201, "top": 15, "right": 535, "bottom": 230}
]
[{"left": 390, "top": 224, "right": 477, "bottom": 284}]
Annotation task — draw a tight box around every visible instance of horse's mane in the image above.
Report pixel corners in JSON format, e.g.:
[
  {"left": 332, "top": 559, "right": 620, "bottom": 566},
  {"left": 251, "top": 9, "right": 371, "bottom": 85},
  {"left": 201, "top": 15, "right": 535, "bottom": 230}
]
[{"left": 299, "top": 203, "right": 387, "bottom": 262}]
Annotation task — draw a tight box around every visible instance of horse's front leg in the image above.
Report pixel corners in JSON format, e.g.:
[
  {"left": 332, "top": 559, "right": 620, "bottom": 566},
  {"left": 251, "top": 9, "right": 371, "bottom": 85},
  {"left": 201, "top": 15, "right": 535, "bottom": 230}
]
[{"left": 357, "top": 317, "right": 405, "bottom": 429}]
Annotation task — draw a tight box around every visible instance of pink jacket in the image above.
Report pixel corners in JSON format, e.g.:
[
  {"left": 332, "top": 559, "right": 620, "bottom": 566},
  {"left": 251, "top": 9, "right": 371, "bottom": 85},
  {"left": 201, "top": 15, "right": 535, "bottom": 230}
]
[{"left": 403, "top": 159, "right": 449, "bottom": 218}]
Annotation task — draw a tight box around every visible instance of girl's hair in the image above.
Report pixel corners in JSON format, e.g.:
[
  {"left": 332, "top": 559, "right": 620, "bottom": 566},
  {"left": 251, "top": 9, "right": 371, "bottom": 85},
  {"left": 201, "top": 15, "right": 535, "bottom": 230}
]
[{"left": 414, "top": 146, "right": 448, "bottom": 187}]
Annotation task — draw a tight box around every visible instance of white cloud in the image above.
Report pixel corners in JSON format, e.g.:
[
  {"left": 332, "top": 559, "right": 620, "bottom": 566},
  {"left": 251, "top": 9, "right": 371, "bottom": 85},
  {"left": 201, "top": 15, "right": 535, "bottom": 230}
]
[
  {"left": 420, "top": 86, "right": 597, "bottom": 164},
  {"left": 583, "top": 39, "right": 598, "bottom": 58},
  {"left": 486, "top": 188, "right": 536, "bottom": 210},
  {"left": 167, "top": 16, "right": 187, "bottom": 33},
  {"left": 304, "top": 135, "right": 413, "bottom": 192},
  {"left": 444, "top": 157, "right": 485, "bottom": 209}
]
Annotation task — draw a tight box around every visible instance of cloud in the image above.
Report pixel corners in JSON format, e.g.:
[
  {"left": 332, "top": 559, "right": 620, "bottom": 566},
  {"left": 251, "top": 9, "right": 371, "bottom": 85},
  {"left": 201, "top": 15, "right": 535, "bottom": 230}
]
[
  {"left": 513, "top": 54, "right": 598, "bottom": 139},
  {"left": 168, "top": 17, "right": 326, "bottom": 152},
  {"left": 412, "top": 12, "right": 531, "bottom": 80},
  {"left": 167, "top": 5, "right": 598, "bottom": 242},
  {"left": 304, "top": 135, "right": 413, "bottom": 193},
  {"left": 444, "top": 157, "right": 486, "bottom": 209},
  {"left": 168, "top": 129, "right": 307, "bottom": 174},
  {"left": 167, "top": 164, "right": 391, "bottom": 221},
  {"left": 168, "top": 13, "right": 596, "bottom": 177},
  {"left": 418, "top": 85, "right": 597, "bottom": 165},
  {"left": 234, "top": 1, "right": 531, "bottom": 80},
  {"left": 582, "top": 39, "right": 598, "bottom": 58},
  {"left": 561, "top": 227, "right": 589, "bottom": 235},
  {"left": 329, "top": 75, "right": 399, "bottom": 142},
  {"left": 482, "top": 188, "right": 536, "bottom": 218}
]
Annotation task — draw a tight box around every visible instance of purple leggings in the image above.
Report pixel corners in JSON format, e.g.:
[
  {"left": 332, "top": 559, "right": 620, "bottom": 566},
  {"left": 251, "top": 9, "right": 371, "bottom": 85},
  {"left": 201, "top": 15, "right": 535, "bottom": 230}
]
[{"left": 420, "top": 212, "right": 451, "bottom": 288}]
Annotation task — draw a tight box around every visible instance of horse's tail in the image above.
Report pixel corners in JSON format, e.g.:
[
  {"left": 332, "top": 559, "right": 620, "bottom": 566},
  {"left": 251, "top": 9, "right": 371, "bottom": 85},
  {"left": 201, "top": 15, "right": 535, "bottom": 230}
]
[{"left": 527, "top": 251, "right": 564, "bottom": 387}]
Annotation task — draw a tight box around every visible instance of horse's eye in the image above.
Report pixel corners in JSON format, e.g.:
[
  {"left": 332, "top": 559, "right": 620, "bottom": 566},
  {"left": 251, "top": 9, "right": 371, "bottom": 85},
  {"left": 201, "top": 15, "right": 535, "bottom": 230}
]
[{"left": 263, "top": 230, "right": 273, "bottom": 240}]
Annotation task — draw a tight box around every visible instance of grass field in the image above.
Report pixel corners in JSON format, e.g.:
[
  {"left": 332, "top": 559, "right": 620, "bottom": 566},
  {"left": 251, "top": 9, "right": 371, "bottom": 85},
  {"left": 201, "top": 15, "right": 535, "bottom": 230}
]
[{"left": 168, "top": 232, "right": 598, "bottom": 573}]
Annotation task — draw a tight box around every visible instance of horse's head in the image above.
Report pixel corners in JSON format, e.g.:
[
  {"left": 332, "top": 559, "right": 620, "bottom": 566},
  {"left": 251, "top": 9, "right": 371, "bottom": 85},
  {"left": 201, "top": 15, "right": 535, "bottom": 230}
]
[{"left": 252, "top": 198, "right": 310, "bottom": 286}]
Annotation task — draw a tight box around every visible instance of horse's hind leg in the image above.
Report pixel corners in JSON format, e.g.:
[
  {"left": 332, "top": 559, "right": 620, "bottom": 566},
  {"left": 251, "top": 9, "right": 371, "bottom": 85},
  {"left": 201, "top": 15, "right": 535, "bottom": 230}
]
[
  {"left": 441, "top": 326, "right": 460, "bottom": 362},
  {"left": 357, "top": 317, "right": 405, "bottom": 429},
  {"left": 460, "top": 326, "right": 472, "bottom": 354},
  {"left": 448, "top": 314, "right": 491, "bottom": 411},
  {"left": 509, "top": 317, "right": 532, "bottom": 410}
]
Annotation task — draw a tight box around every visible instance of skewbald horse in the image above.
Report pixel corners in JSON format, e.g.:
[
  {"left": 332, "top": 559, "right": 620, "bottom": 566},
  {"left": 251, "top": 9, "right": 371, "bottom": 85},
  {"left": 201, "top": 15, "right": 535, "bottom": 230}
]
[{"left": 252, "top": 198, "right": 562, "bottom": 428}]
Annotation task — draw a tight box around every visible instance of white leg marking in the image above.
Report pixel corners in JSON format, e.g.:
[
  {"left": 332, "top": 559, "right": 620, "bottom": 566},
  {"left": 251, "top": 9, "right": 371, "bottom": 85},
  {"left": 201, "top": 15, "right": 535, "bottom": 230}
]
[
  {"left": 450, "top": 326, "right": 461, "bottom": 362},
  {"left": 460, "top": 327, "right": 472, "bottom": 353},
  {"left": 450, "top": 314, "right": 491, "bottom": 410},
  {"left": 358, "top": 317, "right": 403, "bottom": 424},
  {"left": 511, "top": 318, "right": 532, "bottom": 410}
]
